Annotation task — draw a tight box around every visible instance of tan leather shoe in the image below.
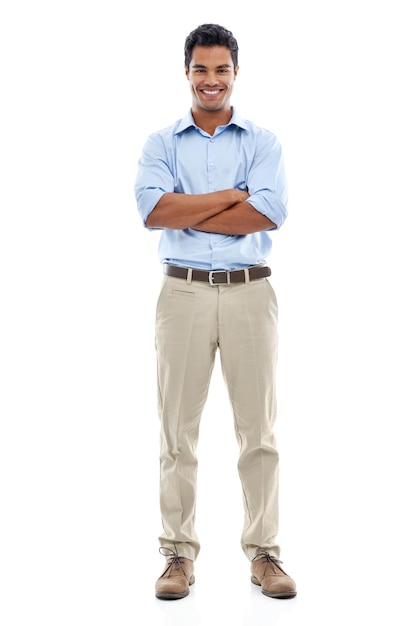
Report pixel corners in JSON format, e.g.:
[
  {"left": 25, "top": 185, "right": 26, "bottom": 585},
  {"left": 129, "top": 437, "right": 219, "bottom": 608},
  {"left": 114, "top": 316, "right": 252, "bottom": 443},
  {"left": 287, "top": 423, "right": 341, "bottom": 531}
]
[
  {"left": 155, "top": 549, "right": 195, "bottom": 600},
  {"left": 251, "top": 552, "right": 297, "bottom": 598}
]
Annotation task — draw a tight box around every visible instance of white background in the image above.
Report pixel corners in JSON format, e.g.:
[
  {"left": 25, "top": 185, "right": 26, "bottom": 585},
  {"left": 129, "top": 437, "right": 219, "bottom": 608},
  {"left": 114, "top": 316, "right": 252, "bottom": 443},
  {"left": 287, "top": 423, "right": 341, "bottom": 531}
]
[{"left": 1, "top": 1, "right": 417, "bottom": 624}]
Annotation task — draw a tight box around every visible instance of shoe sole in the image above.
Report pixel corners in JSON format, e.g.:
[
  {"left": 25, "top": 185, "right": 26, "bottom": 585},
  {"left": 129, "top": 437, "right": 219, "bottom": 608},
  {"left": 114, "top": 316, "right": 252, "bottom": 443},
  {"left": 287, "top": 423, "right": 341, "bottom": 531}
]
[
  {"left": 155, "top": 576, "right": 195, "bottom": 600},
  {"left": 251, "top": 575, "right": 297, "bottom": 599}
]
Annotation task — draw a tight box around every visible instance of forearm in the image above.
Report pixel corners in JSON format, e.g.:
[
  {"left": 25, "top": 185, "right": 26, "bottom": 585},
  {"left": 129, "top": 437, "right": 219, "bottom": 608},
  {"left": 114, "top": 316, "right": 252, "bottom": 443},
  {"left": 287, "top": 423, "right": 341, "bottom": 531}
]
[
  {"left": 146, "top": 189, "right": 249, "bottom": 229},
  {"left": 192, "top": 202, "right": 277, "bottom": 235}
]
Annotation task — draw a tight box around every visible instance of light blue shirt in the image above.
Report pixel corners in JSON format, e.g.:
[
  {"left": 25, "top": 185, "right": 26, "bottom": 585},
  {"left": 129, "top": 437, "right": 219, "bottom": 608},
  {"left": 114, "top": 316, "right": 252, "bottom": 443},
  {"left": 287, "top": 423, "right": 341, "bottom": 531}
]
[{"left": 134, "top": 108, "right": 288, "bottom": 271}]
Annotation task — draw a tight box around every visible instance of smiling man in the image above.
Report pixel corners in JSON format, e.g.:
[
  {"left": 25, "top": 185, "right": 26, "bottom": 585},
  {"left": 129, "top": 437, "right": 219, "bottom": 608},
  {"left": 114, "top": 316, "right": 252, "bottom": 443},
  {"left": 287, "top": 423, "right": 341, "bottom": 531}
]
[
  {"left": 134, "top": 23, "right": 296, "bottom": 601},
  {"left": 188, "top": 47, "right": 237, "bottom": 117}
]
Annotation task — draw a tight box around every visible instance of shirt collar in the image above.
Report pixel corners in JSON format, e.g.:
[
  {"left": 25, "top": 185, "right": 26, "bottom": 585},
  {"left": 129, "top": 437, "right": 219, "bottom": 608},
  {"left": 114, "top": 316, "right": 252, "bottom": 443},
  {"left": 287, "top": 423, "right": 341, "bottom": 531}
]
[{"left": 174, "top": 107, "right": 250, "bottom": 135}]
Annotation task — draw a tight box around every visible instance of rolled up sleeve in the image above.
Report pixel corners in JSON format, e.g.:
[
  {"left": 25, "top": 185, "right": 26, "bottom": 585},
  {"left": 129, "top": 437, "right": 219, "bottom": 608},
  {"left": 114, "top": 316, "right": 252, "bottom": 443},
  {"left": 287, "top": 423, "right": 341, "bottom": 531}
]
[
  {"left": 245, "top": 131, "right": 288, "bottom": 230},
  {"left": 134, "top": 134, "right": 175, "bottom": 229}
]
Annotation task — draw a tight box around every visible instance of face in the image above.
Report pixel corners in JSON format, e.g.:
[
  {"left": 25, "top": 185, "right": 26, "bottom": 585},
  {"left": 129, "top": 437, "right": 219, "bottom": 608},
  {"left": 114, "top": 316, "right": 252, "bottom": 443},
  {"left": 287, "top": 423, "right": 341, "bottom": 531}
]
[{"left": 185, "top": 45, "right": 239, "bottom": 113}]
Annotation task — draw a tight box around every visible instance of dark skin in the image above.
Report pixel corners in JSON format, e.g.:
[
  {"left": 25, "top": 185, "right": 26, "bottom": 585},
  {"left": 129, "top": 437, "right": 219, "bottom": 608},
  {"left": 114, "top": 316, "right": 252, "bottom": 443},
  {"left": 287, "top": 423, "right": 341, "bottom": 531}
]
[{"left": 145, "top": 45, "right": 276, "bottom": 235}]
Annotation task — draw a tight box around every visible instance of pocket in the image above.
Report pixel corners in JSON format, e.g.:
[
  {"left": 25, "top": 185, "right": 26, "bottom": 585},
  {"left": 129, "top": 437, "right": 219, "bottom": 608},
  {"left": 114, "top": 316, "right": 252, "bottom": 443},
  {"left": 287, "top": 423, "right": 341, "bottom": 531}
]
[{"left": 170, "top": 289, "right": 195, "bottom": 298}]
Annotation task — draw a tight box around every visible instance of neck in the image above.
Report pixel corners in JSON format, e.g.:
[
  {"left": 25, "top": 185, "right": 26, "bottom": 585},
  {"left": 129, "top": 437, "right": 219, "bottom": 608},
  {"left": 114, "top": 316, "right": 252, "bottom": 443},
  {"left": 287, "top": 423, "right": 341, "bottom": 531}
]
[{"left": 191, "top": 107, "right": 233, "bottom": 136}]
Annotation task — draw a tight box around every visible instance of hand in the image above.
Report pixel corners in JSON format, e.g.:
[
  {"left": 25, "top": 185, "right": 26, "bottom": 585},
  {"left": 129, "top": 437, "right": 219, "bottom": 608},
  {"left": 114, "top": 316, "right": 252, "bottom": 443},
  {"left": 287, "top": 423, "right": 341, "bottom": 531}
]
[{"left": 234, "top": 188, "right": 250, "bottom": 203}]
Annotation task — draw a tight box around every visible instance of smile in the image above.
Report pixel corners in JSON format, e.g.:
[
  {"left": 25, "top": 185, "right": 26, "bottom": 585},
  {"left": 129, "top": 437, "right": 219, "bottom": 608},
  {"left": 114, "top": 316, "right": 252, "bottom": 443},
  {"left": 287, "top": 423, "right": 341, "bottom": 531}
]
[{"left": 201, "top": 89, "right": 222, "bottom": 95}]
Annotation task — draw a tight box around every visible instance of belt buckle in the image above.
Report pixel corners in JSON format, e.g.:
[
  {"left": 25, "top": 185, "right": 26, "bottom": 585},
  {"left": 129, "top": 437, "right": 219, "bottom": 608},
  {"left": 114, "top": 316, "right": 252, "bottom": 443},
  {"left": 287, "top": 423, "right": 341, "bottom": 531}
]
[{"left": 208, "top": 270, "right": 230, "bottom": 286}]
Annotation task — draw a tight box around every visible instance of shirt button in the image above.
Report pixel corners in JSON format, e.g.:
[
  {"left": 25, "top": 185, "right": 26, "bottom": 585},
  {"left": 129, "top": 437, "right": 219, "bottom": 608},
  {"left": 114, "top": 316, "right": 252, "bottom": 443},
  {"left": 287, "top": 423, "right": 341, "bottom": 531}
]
[{"left": 209, "top": 162, "right": 215, "bottom": 167}]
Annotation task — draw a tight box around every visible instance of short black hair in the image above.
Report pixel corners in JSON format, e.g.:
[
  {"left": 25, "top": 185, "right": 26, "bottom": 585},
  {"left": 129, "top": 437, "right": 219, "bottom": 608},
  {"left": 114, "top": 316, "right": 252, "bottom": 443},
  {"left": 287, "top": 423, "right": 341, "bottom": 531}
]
[{"left": 184, "top": 23, "right": 239, "bottom": 69}]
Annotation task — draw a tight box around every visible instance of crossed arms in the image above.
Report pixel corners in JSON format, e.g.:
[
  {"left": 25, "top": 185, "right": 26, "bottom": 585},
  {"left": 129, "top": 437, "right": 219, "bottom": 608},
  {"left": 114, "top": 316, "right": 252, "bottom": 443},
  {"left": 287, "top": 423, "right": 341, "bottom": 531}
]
[{"left": 145, "top": 189, "right": 276, "bottom": 235}]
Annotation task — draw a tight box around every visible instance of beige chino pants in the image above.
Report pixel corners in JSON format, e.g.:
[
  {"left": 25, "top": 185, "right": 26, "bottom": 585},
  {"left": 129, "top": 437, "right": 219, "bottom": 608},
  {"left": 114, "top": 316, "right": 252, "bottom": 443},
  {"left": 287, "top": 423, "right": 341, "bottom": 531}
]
[{"left": 156, "top": 274, "right": 281, "bottom": 562}]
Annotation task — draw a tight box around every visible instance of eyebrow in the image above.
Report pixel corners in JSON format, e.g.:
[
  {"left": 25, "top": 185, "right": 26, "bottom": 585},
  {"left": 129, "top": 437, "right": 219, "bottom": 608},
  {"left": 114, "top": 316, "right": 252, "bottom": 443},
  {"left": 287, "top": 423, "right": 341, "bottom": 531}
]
[{"left": 191, "top": 63, "right": 232, "bottom": 69}]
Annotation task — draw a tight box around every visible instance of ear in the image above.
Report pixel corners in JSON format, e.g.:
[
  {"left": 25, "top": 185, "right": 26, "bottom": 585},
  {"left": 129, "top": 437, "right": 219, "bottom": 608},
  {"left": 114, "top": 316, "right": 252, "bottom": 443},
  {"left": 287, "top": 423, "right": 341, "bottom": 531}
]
[
  {"left": 234, "top": 65, "right": 239, "bottom": 79},
  {"left": 185, "top": 66, "right": 190, "bottom": 80}
]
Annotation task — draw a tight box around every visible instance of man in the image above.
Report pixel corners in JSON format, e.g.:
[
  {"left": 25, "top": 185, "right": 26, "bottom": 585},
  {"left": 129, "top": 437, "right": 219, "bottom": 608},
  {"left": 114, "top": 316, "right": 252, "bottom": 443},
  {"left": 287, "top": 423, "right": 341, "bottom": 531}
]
[{"left": 134, "top": 23, "right": 296, "bottom": 600}]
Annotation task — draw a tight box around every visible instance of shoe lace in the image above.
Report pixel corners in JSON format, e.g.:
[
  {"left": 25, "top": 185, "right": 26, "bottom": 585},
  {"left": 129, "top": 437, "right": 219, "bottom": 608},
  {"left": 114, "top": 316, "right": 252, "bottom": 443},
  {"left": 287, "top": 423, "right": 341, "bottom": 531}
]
[
  {"left": 159, "top": 545, "right": 187, "bottom": 578},
  {"left": 252, "top": 551, "right": 284, "bottom": 576}
]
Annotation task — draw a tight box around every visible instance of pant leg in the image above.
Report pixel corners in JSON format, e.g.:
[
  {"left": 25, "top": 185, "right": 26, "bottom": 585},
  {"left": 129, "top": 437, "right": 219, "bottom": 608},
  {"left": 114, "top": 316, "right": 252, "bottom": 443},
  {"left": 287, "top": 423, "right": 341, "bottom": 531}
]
[
  {"left": 155, "top": 276, "right": 218, "bottom": 561},
  {"left": 218, "top": 278, "right": 280, "bottom": 561}
]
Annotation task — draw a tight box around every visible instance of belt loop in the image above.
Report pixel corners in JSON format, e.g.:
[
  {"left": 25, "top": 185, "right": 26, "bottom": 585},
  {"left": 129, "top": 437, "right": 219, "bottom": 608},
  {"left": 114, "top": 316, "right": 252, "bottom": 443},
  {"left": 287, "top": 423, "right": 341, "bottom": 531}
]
[
  {"left": 186, "top": 268, "right": 193, "bottom": 285},
  {"left": 244, "top": 268, "right": 250, "bottom": 284}
]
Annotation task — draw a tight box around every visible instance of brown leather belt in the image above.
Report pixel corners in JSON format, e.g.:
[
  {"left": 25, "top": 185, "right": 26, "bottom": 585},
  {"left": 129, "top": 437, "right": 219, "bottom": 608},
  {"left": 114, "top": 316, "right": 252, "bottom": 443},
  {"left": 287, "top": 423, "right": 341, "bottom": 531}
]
[{"left": 163, "top": 264, "right": 271, "bottom": 285}]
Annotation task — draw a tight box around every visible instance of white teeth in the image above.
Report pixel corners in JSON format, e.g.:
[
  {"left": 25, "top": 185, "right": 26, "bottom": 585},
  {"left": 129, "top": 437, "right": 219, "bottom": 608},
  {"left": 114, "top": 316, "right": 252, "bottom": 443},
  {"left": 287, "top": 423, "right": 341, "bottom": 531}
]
[{"left": 203, "top": 90, "right": 219, "bottom": 94}]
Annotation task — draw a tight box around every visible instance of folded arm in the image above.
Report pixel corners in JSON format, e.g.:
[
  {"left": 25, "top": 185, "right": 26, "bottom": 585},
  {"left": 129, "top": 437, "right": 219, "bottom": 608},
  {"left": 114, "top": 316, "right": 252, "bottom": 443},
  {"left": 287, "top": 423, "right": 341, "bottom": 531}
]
[
  {"left": 145, "top": 189, "right": 250, "bottom": 230},
  {"left": 193, "top": 201, "right": 277, "bottom": 235}
]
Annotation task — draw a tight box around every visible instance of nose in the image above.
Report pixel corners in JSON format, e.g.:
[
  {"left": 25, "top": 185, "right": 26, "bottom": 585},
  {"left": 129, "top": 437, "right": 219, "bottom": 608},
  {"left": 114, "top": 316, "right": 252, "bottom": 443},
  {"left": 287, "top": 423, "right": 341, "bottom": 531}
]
[{"left": 205, "top": 71, "right": 218, "bottom": 86}]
